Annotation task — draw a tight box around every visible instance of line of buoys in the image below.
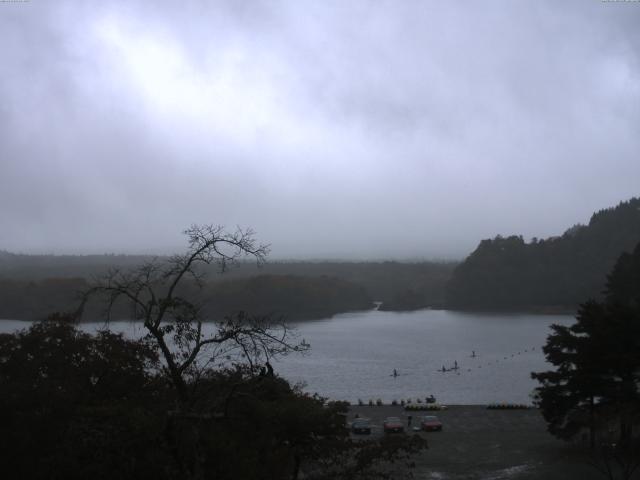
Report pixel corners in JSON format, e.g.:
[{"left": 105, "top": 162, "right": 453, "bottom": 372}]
[
  {"left": 486, "top": 403, "right": 532, "bottom": 410},
  {"left": 357, "top": 397, "right": 440, "bottom": 407},
  {"left": 387, "top": 345, "right": 542, "bottom": 387},
  {"left": 405, "top": 403, "right": 447, "bottom": 411}
]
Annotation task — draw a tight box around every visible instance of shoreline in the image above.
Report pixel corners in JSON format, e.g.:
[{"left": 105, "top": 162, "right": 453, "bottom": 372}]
[
  {"left": 381, "top": 305, "right": 576, "bottom": 315},
  {"left": 0, "top": 305, "right": 577, "bottom": 324}
]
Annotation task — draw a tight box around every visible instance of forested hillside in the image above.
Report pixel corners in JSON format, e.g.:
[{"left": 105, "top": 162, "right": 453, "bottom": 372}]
[
  {"left": 0, "top": 275, "right": 372, "bottom": 322},
  {"left": 446, "top": 197, "right": 640, "bottom": 311},
  {"left": 4, "top": 198, "right": 638, "bottom": 316},
  {"left": 205, "top": 275, "right": 372, "bottom": 320},
  {"left": 0, "top": 254, "right": 454, "bottom": 319}
]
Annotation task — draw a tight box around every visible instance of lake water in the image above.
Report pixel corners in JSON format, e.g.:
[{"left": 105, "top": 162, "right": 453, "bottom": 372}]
[{"left": 0, "top": 309, "right": 574, "bottom": 405}]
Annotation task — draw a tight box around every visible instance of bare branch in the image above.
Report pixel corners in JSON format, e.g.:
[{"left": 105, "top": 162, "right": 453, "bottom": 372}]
[{"left": 79, "top": 224, "right": 297, "bottom": 405}]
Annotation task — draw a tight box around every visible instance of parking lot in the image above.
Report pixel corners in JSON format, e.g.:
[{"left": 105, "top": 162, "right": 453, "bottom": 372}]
[{"left": 348, "top": 405, "right": 607, "bottom": 480}]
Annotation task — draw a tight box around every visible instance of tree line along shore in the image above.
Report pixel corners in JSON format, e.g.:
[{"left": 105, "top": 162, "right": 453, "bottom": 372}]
[{"left": 1, "top": 197, "right": 639, "bottom": 321}]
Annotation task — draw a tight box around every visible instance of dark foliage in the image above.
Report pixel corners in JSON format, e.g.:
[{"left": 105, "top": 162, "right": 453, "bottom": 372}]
[
  {"left": 532, "top": 243, "right": 640, "bottom": 452},
  {"left": 585, "top": 438, "right": 640, "bottom": 480},
  {"left": 0, "top": 277, "right": 88, "bottom": 320},
  {"left": 447, "top": 197, "right": 640, "bottom": 310},
  {"left": 0, "top": 315, "right": 427, "bottom": 480},
  {"left": 0, "top": 315, "right": 171, "bottom": 479}
]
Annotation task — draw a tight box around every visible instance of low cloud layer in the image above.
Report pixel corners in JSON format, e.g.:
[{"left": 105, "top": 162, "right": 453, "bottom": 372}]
[{"left": 1, "top": 1, "right": 639, "bottom": 259}]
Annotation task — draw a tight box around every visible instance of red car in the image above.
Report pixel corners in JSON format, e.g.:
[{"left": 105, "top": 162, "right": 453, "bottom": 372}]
[
  {"left": 383, "top": 417, "right": 404, "bottom": 433},
  {"left": 420, "top": 415, "right": 443, "bottom": 432}
]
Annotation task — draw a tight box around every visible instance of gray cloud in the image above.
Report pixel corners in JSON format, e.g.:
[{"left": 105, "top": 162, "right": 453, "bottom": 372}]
[{"left": 1, "top": 0, "right": 639, "bottom": 259}]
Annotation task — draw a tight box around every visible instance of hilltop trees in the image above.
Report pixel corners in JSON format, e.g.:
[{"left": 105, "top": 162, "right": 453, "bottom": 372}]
[
  {"left": 447, "top": 197, "right": 640, "bottom": 310},
  {"left": 532, "top": 243, "right": 640, "bottom": 454}
]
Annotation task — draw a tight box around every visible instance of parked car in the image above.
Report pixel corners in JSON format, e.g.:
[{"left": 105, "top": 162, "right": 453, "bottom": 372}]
[
  {"left": 383, "top": 417, "right": 404, "bottom": 433},
  {"left": 420, "top": 415, "right": 443, "bottom": 432},
  {"left": 351, "top": 418, "right": 372, "bottom": 435}
]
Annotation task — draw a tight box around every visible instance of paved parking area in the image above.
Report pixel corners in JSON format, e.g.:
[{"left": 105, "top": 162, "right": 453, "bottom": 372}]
[{"left": 348, "top": 405, "right": 608, "bottom": 480}]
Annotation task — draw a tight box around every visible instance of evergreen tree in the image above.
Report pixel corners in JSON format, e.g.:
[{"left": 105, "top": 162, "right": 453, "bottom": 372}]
[{"left": 532, "top": 243, "right": 640, "bottom": 447}]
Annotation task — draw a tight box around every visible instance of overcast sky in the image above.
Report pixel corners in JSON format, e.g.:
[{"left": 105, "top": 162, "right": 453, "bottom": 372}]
[{"left": 1, "top": 1, "right": 639, "bottom": 259}]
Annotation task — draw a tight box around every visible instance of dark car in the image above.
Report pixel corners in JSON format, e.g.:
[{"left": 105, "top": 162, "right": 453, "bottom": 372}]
[
  {"left": 383, "top": 417, "right": 404, "bottom": 433},
  {"left": 420, "top": 415, "right": 443, "bottom": 432},
  {"left": 351, "top": 418, "right": 372, "bottom": 435}
]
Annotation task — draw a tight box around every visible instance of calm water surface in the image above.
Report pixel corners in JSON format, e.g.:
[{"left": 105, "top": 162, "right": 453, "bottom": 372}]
[{"left": 1, "top": 309, "right": 574, "bottom": 404}]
